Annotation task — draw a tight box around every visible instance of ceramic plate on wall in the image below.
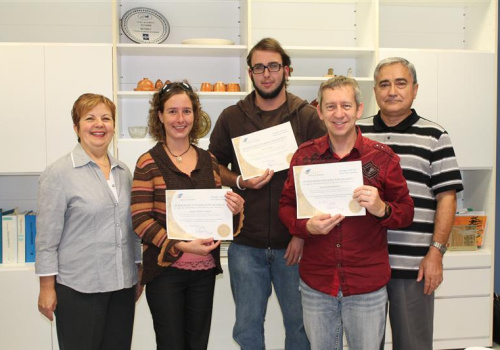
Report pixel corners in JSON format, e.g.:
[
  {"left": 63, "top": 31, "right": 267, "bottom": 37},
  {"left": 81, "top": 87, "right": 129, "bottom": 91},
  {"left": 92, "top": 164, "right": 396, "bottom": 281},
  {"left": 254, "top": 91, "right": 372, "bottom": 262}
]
[
  {"left": 197, "top": 111, "right": 212, "bottom": 138},
  {"left": 181, "top": 38, "right": 234, "bottom": 45},
  {"left": 121, "top": 7, "right": 170, "bottom": 44}
]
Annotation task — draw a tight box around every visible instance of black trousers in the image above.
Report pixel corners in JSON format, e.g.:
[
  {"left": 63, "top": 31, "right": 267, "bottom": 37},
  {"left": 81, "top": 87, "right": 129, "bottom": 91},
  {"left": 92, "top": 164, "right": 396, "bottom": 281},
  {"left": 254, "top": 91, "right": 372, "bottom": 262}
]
[
  {"left": 54, "top": 283, "right": 136, "bottom": 350},
  {"left": 145, "top": 267, "right": 216, "bottom": 350}
]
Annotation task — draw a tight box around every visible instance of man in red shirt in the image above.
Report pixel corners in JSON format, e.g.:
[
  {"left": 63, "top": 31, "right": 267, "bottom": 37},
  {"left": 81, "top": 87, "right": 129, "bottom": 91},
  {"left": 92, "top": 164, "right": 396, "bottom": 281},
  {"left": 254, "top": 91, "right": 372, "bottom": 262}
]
[{"left": 279, "top": 76, "right": 413, "bottom": 349}]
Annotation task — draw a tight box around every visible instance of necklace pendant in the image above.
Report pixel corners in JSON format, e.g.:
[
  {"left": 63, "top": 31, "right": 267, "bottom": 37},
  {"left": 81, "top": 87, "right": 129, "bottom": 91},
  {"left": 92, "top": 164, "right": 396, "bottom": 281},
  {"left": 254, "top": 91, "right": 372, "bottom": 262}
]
[{"left": 176, "top": 156, "right": 182, "bottom": 163}]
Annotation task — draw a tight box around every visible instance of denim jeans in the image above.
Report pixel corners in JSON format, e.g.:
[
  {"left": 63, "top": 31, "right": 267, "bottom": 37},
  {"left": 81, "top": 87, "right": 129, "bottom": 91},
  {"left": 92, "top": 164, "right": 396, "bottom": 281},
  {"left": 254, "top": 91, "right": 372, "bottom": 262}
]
[
  {"left": 300, "top": 279, "right": 387, "bottom": 350},
  {"left": 228, "top": 242, "right": 309, "bottom": 350}
]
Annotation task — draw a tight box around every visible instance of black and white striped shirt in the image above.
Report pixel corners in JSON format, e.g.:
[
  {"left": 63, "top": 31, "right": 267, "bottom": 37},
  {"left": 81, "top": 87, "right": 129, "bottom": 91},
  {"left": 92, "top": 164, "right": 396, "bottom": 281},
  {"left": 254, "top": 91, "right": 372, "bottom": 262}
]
[{"left": 357, "top": 109, "right": 464, "bottom": 279}]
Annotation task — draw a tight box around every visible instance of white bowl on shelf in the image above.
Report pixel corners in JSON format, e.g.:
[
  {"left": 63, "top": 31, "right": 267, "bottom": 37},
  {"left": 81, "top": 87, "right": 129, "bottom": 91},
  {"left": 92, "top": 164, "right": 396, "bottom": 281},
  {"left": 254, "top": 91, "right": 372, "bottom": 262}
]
[{"left": 128, "top": 126, "right": 148, "bottom": 139}]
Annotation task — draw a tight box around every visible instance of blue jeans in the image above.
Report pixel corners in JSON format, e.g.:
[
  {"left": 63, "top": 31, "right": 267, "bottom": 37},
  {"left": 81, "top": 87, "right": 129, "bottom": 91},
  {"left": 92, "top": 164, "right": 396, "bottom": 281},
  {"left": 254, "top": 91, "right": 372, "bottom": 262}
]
[
  {"left": 300, "top": 279, "right": 387, "bottom": 350},
  {"left": 228, "top": 242, "right": 309, "bottom": 350}
]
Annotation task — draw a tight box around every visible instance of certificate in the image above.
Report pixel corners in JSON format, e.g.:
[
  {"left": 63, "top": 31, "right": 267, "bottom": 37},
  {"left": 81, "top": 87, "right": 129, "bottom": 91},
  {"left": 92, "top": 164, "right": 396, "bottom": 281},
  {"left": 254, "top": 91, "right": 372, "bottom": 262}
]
[
  {"left": 232, "top": 122, "right": 298, "bottom": 180},
  {"left": 293, "top": 161, "right": 366, "bottom": 219},
  {"left": 166, "top": 189, "right": 233, "bottom": 240}
]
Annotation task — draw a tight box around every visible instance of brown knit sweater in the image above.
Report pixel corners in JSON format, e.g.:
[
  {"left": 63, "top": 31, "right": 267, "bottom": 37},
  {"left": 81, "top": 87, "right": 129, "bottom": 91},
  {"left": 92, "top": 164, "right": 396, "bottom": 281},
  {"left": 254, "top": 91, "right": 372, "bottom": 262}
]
[{"left": 131, "top": 142, "right": 242, "bottom": 285}]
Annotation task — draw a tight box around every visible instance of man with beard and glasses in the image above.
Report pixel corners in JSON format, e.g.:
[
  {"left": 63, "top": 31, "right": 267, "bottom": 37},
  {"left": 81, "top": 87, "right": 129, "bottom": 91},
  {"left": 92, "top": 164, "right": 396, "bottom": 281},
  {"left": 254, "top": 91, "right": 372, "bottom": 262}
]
[{"left": 209, "top": 37, "right": 325, "bottom": 349}]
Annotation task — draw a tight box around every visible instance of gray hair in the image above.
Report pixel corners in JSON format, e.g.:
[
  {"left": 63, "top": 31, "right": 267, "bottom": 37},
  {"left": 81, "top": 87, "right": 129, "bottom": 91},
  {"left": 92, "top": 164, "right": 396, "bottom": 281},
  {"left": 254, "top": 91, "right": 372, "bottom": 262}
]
[
  {"left": 373, "top": 57, "right": 418, "bottom": 85},
  {"left": 317, "top": 76, "right": 362, "bottom": 108}
]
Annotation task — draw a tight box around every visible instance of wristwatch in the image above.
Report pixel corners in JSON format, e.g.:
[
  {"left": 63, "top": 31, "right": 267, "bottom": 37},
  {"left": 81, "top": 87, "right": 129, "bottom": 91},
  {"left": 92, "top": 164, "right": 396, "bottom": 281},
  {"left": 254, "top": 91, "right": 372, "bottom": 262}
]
[
  {"left": 377, "top": 202, "right": 392, "bottom": 220},
  {"left": 430, "top": 240, "right": 447, "bottom": 255}
]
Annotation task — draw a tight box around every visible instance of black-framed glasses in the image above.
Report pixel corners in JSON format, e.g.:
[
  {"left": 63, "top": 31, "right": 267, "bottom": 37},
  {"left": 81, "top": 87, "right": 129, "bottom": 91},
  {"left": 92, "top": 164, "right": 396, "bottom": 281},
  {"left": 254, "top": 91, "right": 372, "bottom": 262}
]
[
  {"left": 250, "top": 62, "right": 284, "bottom": 74},
  {"left": 159, "top": 81, "right": 193, "bottom": 97}
]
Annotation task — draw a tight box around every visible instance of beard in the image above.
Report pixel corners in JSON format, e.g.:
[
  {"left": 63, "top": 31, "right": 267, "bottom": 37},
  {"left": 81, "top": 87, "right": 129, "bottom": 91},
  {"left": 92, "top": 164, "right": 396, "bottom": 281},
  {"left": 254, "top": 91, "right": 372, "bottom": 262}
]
[{"left": 251, "top": 71, "right": 286, "bottom": 99}]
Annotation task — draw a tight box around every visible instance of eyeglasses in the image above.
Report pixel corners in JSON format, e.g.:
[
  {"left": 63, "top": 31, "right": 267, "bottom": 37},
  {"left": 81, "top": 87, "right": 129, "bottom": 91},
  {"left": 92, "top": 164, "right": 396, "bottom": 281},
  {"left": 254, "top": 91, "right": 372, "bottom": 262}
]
[
  {"left": 250, "top": 62, "right": 284, "bottom": 74},
  {"left": 159, "top": 81, "right": 193, "bottom": 97}
]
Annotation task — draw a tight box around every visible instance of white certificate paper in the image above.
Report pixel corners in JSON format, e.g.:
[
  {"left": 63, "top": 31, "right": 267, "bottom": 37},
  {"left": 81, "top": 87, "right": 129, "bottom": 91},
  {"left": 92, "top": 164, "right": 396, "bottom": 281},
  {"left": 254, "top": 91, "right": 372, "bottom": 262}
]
[
  {"left": 166, "top": 189, "right": 233, "bottom": 240},
  {"left": 293, "top": 161, "right": 366, "bottom": 219},
  {"left": 232, "top": 122, "right": 298, "bottom": 180}
]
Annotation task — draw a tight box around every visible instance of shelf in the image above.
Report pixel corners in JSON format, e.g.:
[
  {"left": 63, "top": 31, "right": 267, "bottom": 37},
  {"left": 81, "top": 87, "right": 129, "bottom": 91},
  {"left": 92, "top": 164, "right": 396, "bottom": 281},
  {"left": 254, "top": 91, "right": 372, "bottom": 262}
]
[
  {"left": 460, "top": 166, "right": 495, "bottom": 171},
  {"left": 380, "top": 0, "right": 485, "bottom": 6},
  {"left": 380, "top": 47, "right": 494, "bottom": 54},
  {"left": 117, "top": 137, "right": 210, "bottom": 148},
  {"left": 289, "top": 76, "right": 372, "bottom": 85},
  {"left": 252, "top": 0, "right": 365, "bottom": 3},
  {"left": 443, "top": 248, "right": 492, "bottom": 269},
  {"left": 117, "top": 43, "right": 248, "bottom": 57},
  {"left": 0, "top": 263, "right": 35, "bottom": 272},
  {"left": 284, "top": 46, "right": 375, "bottom": 59},
  {"left": 117, "top": 91, "right": 248, "bottom": 99}
]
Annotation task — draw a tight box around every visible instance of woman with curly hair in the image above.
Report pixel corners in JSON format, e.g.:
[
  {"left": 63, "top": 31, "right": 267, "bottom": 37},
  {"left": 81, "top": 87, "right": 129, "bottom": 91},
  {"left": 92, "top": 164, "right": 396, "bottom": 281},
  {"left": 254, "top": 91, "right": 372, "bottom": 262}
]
[{"left": 131, "top": 81, "right": 244, "bottom": 350}]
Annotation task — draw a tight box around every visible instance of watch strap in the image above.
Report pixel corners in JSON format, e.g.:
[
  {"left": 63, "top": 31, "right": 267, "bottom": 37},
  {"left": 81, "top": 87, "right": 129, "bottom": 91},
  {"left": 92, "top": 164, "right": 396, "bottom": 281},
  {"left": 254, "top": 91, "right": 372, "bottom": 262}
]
[
  {"left": 377, "top": 202, "right": 392, "bottom": 220},
  {"left": 430, "top": 240, "right": 447, "bottom": 255}
]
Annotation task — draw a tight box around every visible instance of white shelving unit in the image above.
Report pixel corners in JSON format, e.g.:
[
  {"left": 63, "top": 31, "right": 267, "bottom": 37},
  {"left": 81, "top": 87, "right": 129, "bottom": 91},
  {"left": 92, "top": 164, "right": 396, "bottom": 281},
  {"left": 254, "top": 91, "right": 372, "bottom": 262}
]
[
  {"left": 112, "top": 0, "right": 250, "bottom": 155},
  {"left": 0, "top": 0, "right": 497, "bottom": 349}
]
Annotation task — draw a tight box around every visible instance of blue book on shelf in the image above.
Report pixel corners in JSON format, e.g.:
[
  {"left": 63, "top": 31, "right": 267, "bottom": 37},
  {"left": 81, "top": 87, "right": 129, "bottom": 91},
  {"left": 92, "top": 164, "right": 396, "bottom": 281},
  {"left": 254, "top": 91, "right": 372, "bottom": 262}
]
[
  {"left": 0, "top": 209, "right": 2, "bottom": 263},
  {"left": 25, "top": 212, "right": 36, "bottom": 263}
]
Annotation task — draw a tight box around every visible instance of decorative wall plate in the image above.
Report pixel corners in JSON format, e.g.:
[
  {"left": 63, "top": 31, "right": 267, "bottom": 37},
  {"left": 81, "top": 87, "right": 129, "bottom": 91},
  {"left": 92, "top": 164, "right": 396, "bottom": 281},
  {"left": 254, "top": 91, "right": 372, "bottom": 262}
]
[
  {"left": 198, "top": 111, "right": 212, "bottom": 138},
  {"left": 121, "top": 7, "right": 170, "bottom": 44}
]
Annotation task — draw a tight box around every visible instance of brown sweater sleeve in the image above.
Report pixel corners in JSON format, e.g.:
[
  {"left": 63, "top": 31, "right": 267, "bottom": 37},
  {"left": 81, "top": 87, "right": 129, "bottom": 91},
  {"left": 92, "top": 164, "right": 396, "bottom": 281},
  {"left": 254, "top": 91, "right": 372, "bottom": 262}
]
[{"left": 131, "top": 152, "right": 181, "bottom": 267}]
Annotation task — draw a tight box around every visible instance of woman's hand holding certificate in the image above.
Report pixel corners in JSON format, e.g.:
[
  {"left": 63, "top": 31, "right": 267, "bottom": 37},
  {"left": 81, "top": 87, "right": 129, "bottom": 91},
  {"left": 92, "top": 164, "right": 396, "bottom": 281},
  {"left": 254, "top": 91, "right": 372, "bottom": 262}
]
[{"left": 166, "top": 189, "right": 240, "bottom": 240}]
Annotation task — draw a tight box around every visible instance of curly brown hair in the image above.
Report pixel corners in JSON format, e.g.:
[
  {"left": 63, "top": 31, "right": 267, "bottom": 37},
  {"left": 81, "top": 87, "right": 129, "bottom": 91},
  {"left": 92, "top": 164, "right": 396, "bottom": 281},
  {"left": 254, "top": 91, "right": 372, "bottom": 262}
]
[{"left": 148, "top": 81, "right": 202, "bottom": 145}]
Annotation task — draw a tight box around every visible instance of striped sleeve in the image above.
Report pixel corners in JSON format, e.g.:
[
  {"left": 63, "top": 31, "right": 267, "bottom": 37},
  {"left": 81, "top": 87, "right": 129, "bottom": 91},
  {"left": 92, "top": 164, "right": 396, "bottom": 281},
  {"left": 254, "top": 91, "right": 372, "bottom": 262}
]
[
  {"left": 131, "top": 153, "right": 180, "bottom": 264},
  {"left": 430, "top": 131, "right": 463, "bottom": 195}
]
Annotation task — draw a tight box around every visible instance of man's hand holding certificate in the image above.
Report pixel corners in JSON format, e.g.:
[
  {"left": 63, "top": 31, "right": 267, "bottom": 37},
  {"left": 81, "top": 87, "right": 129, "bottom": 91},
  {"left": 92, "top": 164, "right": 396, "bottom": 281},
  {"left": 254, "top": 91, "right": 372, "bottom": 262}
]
[
  {"left": 232, "top": 122, "right": 297, "bottom": 180},
  {"left": 293, "top": 161, "right": 365, "bottom": 219},
  {"left": 166, "top": 189, "right": 234, "bottom": 240}
]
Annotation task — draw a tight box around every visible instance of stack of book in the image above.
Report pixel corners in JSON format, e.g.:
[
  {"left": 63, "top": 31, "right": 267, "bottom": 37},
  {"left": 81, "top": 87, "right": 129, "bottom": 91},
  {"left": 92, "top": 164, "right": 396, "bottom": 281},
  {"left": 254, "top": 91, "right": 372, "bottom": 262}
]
[
  {"left": 447, "top": 210, "right": 487, "bottom": 251},
  {"left": 0, "top": 208, "right": 37, "bottom": 264}
]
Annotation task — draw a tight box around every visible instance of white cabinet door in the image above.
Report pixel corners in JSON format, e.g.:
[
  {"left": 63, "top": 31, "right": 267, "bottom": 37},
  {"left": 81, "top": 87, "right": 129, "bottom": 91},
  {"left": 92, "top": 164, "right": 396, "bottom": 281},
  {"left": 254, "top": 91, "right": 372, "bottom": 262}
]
[
  {"left": 435, "top": 296, "right": 491, "bottom": 340},
  {"left": 0, "top": 268, "right": 56, "bottom": 349},
  {"left": 437, "top": 51, "right": 495, "bottom": 168},
  {"left": 0, "top": 44, "right": 112, "bottom": 173},
  {"left": 0, "top": 45, "right": 46, "bottom": 173},
  {"left": 45, "top": 44, "right": 113, "bottom": 166}
]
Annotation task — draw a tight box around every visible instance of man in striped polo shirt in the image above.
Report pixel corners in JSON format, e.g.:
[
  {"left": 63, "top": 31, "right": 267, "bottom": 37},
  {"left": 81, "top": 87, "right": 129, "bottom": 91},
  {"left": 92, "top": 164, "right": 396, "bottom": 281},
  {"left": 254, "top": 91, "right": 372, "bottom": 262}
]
[{"left": 357, "top": 57, "right": 464, "bottom": 350}]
